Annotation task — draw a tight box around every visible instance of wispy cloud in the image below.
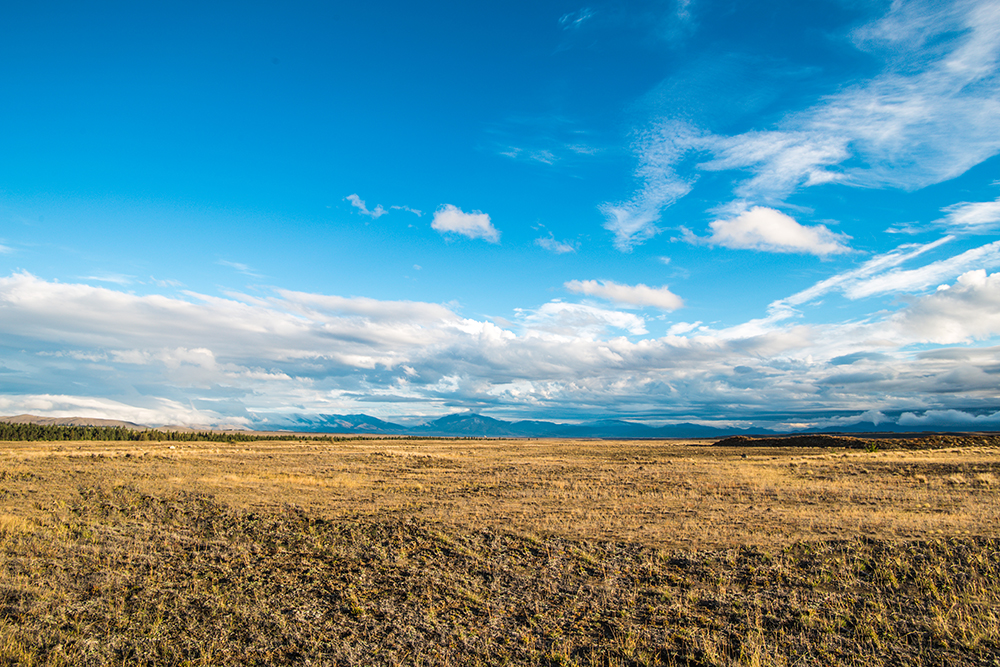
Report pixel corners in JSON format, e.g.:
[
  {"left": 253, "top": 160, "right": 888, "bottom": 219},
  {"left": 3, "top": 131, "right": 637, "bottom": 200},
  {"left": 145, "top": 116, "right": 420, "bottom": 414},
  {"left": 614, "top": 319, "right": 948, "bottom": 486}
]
[
  {"left": 939, "top": 196, "right": 1000, "bottom": 231},
  {"left": 518, "top": 300, "right": 649, "bottom": 337},
  {"left": 675, "top": 0, "right": 692, "bottom": 22},
  {"left": 151, "top": 276, "right": 184, "bottom": 288},
  {"left": 488, "top": 114, "right": 602, "bottom": 170},
  {"left": 564, "top": 279, "right": 683, "bottom": 310},
  {"left": 757, "top": 237, "right": 1000, "bottom": 330},
  {"left": 217, "top": 260, "right": 262, "bottom": 277},
  {"left": 81, "top": 273, "right": 134, "bottom": 285},
  {"left": 345, "top": 194, "right": 387, "bottom": 219},
  {"left": 698, "top": 131, "right": 849, "bottom": 201},
  {"left": 559, "top": 7, "right": 594, "bottom": 30},
  {"left": 431, "top": 205, "right": 500, "bottom": 243},
  {"left": 535, "top": 234, "right": 578, "bottom": 254},
  {"left": 779, "top": 236, "right": 954, "bottom": 307},
  {"left": 600, "top": 123, "right": 698, "bottom": 251},
  {"left": 732, "top": 0, "right": 1000, "bottom": 196},
  {"left": 390, "top": 205, "right": 423, "bottom": 217},
  {"left": 667, "top": 320, "right": 701, "bottom": 335},
  {"left": 843, "top": 240, "right": 1000, "bottom": 300},
  {"left": 603, "top": 0, "right": 1000, "bottom": 250}
]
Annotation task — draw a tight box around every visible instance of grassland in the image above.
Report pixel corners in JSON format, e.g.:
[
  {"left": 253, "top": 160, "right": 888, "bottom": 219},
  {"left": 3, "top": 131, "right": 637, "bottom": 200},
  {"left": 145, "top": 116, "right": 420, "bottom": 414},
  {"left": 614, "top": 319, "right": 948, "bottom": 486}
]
[{"left": 1, "top": 433, "right": 998, "bottom": 665}]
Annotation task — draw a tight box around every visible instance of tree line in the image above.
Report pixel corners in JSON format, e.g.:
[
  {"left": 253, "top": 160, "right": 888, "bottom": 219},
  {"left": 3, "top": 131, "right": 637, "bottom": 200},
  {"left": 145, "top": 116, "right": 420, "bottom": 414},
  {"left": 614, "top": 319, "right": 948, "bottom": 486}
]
[
  {"left": 0, "top": 422, "right": 416, "bottom": 443},
  {"left": 0, "top": 421, "right": 504, "bottom": 443}
]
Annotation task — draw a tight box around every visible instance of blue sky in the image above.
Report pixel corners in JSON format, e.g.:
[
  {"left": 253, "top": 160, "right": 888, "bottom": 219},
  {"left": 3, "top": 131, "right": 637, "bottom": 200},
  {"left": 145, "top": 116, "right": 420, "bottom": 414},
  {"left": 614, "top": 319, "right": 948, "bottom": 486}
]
[{"left": 2, "top": 0, "right": 1000, "bottom": 429}]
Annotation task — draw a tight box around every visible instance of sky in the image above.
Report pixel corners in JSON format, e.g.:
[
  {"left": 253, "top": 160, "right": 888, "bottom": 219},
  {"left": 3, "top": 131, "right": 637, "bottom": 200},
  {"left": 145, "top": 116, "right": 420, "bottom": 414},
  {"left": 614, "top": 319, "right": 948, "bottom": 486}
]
[{"left": 2, "top": 0, "right": 1000, "bottom": 430}]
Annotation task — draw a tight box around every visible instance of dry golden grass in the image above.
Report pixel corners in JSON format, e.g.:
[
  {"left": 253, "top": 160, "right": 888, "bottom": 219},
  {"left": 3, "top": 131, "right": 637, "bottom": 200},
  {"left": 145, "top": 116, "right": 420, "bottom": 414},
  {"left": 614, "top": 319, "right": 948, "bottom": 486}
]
[
  {"left": 2, "top": 436, "right": 998, "bottom": 548},
  {"left": 0, "top": 435, "right": 998, "bottom": 665}
]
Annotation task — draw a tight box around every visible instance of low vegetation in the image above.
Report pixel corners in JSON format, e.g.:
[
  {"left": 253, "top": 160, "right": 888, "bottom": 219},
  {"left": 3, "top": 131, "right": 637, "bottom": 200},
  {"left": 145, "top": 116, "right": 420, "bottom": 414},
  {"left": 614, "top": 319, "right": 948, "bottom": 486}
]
[
  {"left": 0, "top": 421, "right": 419, "bottom": 444},
  {"left": 1, "top": 430, "right": 998, "bottom": 665}
]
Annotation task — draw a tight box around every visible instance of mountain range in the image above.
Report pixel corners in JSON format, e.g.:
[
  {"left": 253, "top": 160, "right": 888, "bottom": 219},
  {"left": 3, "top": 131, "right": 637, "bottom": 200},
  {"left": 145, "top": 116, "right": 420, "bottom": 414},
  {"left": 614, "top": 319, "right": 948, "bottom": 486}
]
[
  {"left": 2, "top": 412, "right": 990, "bottom": 438},
  {"left": 260, "top": 412, "right": 958, "bottom": 438}
]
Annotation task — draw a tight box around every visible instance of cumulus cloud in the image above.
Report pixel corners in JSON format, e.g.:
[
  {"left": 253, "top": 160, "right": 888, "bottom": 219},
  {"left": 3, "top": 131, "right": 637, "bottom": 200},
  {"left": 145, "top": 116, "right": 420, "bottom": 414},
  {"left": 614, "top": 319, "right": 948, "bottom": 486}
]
[
  {"left": 698, "top": 207, "right": 851, "bottom": 256},
  {"left": 899, "top": 409, "right": 1000, "bottom": 427},
  {"left": 891, "top": 269, "right": 1000, "bottom": 344},
  {"left": 431, "top": 204, "right": 500, "bottom": 243},
  {"left": 2, "top": 266, "right": 1000, "bottom": 426},
  {"left": 773, "top": 409, "right": 892, "bottom": 432},
  {"left": 346, "top": 194, "right": 387, "bottom": 219},
  {"left": 564, "top": 279, "right": 683, "bottom": 310}
]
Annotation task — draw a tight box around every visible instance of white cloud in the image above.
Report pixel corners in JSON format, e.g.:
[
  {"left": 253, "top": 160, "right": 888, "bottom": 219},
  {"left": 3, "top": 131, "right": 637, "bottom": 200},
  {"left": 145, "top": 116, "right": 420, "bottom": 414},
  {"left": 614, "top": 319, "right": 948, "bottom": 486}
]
[
  {"left": 535, "top": 234, "right": 578, "bottom": 254},
  {"left": 772, "top": 409, "right": 892, "bottom": 432},
  {"left": 891, "top": 269, "right": 1000, "bottom": 344},
  {"left": 564, "top": 279, "right": 683, "bottom": 310},
  {"left": 939, "top": 197, "right": 1000, "bottom": 230},
  {"left": 0, "top": 394, "right": 238, "bottom": 427},
  {"left": 698, "top": 132, "right": 849, "bottom": 200},
  {"left": 2, "top": 266, "right": 1000, "bottom": 426},
  {"left": 667, "top": 321, "right": 701, "bottom": 335},
  {"left": 529, "top": 149, "right": 557, "bottom": 165},
  {"left": 431, "top": 204, "right": 500, "bottom": 243},
  {"left": 390, "top": 205, "right": 423, "bottom": 217},
  {"left": 779, "top": 236, "right": 955, "bottom": 307},
  {"left": 519, "top": 301, "right": 649, "bottom": 338},
  {"left": 567, "top": 144, "right": 598, "bottom": 155},
  {"left": 217, "top": 260, "right": 261, "bottom": 277},
  {"left": 600, "top": 123, "right": 697, "bottom": 252},
  {"left": 346, "top": 194, "right": 386, "bottom": 219},
  {"left": 82, "top": 273, "right": 134, "bottom": 285},
  {"left": 779, "top": 0, "right": 1000, "bottom": 193},
  {"left": 844, "top": 240, "right": 1000, "bottom": 299},
  {"left": 701, "top": 207, "right": 851, "bottom": 256},
  {"left": 899, "top": 409, "right": 1000, "bottom": 427},
  {"left": 559, "top": 7, "right": 594, "bottom": 29},
  {"left": 151, "top": 276, "right": 184, "bottom": 288},
  {"left": 603, "top": 0, "right": 1000, "bottom": 248}
]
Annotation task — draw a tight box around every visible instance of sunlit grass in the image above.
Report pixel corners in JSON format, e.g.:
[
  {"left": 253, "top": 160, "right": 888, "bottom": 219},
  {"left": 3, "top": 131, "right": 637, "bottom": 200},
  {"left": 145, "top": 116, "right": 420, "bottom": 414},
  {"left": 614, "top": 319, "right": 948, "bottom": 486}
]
[{"left": 0, "top": 434, "right": 998, "bottom": 665}]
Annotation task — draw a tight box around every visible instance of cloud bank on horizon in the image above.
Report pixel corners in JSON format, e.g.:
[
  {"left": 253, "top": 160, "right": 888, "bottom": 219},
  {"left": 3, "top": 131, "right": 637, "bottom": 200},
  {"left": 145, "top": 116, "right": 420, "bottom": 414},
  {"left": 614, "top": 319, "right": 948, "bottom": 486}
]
[{"left": 1, "top": 0, "right": 999, "bottom": 429}]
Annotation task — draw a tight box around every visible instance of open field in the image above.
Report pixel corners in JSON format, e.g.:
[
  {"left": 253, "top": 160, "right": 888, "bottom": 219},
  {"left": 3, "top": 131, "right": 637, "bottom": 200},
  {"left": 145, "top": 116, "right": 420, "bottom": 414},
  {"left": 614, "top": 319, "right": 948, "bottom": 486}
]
[{"left": 1, "top": 434, "right": 999, "bottom": 665}]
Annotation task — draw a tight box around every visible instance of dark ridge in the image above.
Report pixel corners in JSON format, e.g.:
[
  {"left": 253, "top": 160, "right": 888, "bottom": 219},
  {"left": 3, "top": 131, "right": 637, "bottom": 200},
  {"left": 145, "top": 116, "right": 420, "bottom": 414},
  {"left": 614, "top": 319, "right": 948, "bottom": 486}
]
[
  {"left": 716, "top": 433, "right": 1000, "bottom": 450},
  {"left": 715, "top": 434, "right": 874, "bottom": 448}
]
